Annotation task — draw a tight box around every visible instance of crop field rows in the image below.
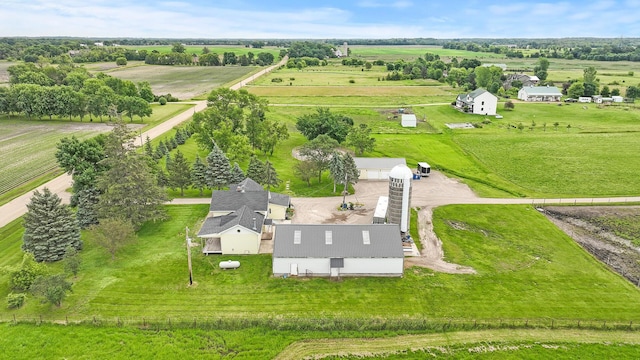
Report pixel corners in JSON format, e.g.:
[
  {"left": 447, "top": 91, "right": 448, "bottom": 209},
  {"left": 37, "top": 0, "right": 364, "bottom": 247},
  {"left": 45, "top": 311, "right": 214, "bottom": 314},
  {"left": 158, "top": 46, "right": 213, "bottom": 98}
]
[{"left": 0, "top": 122, "right": 106, "bottom": 198}]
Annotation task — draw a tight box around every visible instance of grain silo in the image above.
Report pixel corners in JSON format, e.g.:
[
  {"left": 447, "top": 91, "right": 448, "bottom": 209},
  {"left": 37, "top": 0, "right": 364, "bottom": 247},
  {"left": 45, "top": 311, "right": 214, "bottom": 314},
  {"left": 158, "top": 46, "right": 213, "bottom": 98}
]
[{"left": 387, "top": 164, "right": 412, "bottom": 233}]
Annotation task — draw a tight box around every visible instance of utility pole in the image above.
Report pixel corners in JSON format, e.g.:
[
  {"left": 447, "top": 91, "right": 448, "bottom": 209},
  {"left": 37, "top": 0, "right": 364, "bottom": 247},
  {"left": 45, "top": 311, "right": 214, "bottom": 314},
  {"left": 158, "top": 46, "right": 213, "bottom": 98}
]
[{"left": 186, "top": 226, "right": 193, "bottom": 285}]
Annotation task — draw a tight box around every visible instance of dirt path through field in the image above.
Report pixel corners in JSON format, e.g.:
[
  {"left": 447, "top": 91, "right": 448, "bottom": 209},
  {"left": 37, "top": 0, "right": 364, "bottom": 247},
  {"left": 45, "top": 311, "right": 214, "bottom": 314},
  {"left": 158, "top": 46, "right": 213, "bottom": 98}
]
[{"left": 0, "top": 59, "right": 287, "bottom": 229}]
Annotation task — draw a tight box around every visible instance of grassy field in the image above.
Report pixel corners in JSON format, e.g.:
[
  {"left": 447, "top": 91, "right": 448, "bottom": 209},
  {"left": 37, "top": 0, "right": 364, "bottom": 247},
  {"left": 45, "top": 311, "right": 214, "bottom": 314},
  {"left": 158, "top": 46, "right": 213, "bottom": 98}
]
[
  {"left": 0, "top": 103, "right": 192, "bottom": 205},
  {"left": 0, "top": 325, "right": 639, "bottom": 359},
  {"left": 102, "top": 64, "right": 259, "bottom": 100},
  {"left": 2, "top": 204, "right": 639, "bottom": 321}
]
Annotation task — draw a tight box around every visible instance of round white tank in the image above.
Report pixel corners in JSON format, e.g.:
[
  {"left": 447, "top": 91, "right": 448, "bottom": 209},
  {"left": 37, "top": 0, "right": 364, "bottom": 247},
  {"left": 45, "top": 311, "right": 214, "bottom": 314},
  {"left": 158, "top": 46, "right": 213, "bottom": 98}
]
[
  {"left": 387, "top": 164, "right": 412, "bottom": 233},
  {"left": 219, "top": 260, "right": 241, "bottom": 270}
]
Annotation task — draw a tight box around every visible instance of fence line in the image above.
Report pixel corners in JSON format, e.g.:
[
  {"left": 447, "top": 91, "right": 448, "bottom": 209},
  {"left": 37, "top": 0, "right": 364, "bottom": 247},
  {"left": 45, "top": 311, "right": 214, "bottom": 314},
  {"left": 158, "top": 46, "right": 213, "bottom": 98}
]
[{"left": 1, "top": 315, "right": 639, "bottom": 332}]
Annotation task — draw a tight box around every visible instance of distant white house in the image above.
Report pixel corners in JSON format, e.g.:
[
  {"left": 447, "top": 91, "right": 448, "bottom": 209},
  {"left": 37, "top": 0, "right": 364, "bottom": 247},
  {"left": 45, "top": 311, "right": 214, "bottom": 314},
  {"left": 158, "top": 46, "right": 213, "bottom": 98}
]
[
  {"left": 353, "top": 158, "right": 406, "bottom": 180},
  {"left": 518, "top": 86, "right": 562, "bottom": 102},
  {"left": 578, "top": 97, "right": 592, "bottom": 103},
  {"left": 455, "top": 88, "right": 498, "bottom": 116},
  {"left": 612, "top": 95, "right": 624, "bottom": 103},
  {"left": 401, "top": 114, "right": 417, "bottom": 127}
]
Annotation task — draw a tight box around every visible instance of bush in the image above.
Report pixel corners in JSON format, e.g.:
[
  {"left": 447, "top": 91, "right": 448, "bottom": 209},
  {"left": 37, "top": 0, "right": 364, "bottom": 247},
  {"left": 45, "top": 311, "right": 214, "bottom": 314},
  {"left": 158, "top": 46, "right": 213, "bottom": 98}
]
[
  {"left": 10, "top": 253, "right": 47, "bottom": 292},
  {"left": 7, "top": 293, "right": 26, "bottom": 309},
  {"left": 349, "top": 79, "right": 355, "bottom": 84},
  {"left": 115, "top": 57, "right": 127, "bottom": 66},
  {"left": 271, "top": 77, "right": 283, "bottom": 83},
  {"left": 289, "top": 77, "right": 295, "bottom": 81},
  {"left": 158, "top": 97, "right": 167, "bottom": 105}
]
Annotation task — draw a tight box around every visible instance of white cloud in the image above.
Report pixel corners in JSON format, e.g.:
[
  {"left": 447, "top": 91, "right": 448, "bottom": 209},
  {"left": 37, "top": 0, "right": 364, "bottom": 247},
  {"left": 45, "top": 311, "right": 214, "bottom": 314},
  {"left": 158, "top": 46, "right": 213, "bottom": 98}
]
[{"left": 357, "top": 1, "right": 413, "bottom": 8}]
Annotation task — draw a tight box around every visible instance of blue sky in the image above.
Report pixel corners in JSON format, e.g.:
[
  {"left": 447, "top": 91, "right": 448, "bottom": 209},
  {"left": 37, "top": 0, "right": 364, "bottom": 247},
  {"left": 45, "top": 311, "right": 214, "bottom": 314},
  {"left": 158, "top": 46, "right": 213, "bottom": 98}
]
[{"left": 1, "top": 0, "right": 639, "bottom": 39}]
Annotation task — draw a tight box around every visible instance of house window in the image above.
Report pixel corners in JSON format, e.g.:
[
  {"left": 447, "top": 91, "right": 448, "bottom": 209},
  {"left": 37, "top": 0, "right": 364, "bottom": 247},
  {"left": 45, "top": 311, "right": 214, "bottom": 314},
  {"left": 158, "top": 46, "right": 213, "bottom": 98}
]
[
  {"left": 481, "top": 101, "right": 485, "bottom": 105},
  {"left": 481, "top": 107, "right": 484, "bottom": 112}
]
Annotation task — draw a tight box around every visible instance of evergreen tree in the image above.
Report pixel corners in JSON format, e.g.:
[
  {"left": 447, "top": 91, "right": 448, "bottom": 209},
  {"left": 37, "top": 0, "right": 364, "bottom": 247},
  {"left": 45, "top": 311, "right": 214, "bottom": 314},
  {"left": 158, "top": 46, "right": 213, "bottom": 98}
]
[
  {"left": 23, "top": 188, "right": 82, "bottom": 262},
  {"left": 169, "top": 137, "right": 178, "bottom": 150},
  {"left": 154, "top": 140, "right": 167, "bottom": 160},
  {"left": 246, "top": 155, "right": 266, "bottom": 184},
  {"left": 263, "top": 159, "right": 281, "bottom": 190},
  {"left": 229, "top": 162, "right": 246, "bottom": 184},
  {"left": 167, "top": 150, "right": 192, "bottom": 196},
  {"left": 174, "top": 128, "right": 186, "bottom": 145},
  {"left": 340, "top": 153, "right": 360, "bottom": 206},
  {"left": 96, "top": 121, "right": 168, "bottom": 229},
  {"left": 328, "top": 152, "right": 345, "bottom": 193},
  {"left": 205, "top": 143, "right": 231, "bottom": 190},
  {"left": 191, "top": 155, "right": 208, "bottom": 196},
  {"left": 76, "top": 187, "right": 100, "bottom": 229},
  {"left": 143, "top": 135, "right": 153, "bottom": 158}
]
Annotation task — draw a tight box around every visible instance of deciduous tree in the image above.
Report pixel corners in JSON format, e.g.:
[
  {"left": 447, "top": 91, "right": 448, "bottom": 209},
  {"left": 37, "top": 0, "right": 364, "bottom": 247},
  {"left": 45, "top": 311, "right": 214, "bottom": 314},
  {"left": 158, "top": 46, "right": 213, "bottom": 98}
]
[
  {"left": 345, "top": 123, "right": 375, "bottom": 156},
  {"left": 30, "top": 274, "right": 73, "bottom": 307},
  {"left": 296, "top": 107, "right": 354, "bottom": 143},
  {"left": 299, "top": 134, "right": 339, "bottom": 183},
  {"left": 89, "top": 217, "right": 137, "bottom": 260}
]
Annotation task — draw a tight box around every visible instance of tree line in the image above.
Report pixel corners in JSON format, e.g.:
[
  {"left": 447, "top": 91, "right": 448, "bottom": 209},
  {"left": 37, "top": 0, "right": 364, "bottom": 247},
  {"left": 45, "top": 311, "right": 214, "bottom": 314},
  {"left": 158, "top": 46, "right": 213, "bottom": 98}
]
[{"left": 0, "top": 62, "right": 153, "bottom": 121}]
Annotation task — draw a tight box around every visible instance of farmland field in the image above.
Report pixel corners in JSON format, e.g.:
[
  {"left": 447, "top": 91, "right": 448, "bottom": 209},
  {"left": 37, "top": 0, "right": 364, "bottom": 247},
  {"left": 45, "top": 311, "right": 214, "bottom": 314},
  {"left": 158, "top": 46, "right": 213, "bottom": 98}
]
[
  {"left": 0, "top": 61, "right": 16, "bottom": 86},
  {"left": 126, "top": 45, "right": 282, "bottom": 57},
  {"left": 102, "top": 64, "right": 260, "bottom": 100},
  {"left": 0, "top": 103, "right": 192, "bottom": 205},
  {"left": 0, "top": 121, "right": 109, "bottom": 202}
]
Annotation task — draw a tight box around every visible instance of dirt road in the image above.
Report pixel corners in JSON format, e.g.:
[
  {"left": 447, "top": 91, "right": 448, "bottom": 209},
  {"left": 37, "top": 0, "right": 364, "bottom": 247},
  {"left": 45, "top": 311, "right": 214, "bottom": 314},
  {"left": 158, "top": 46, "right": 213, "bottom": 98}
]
[{"left": 0, "top": 59, "right": 287, "bottom": 229}]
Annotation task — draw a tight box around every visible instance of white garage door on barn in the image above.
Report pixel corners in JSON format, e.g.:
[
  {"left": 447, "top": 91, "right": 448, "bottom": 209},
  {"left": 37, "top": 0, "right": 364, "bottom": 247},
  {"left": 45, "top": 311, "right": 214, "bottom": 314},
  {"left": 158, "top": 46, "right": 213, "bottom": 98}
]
[{"left": 355, "top": 158, "right": 406, "bottom": 180}]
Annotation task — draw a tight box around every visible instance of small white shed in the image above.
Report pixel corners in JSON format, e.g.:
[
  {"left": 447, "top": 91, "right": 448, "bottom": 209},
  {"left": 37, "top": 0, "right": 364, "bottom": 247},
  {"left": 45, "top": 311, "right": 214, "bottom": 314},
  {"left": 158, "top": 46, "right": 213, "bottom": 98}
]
[
  {"left": 401, "top": 114, "right": 417, "bottom": 127},
  {"left": 273, "top": 224, "right": 404, "bottom": 277},
  {"left": 373, "top": 196, "right": 388, "bottom": 224},
  {"left": 353, "top": 157, "right": 406, "bottom": 180}
]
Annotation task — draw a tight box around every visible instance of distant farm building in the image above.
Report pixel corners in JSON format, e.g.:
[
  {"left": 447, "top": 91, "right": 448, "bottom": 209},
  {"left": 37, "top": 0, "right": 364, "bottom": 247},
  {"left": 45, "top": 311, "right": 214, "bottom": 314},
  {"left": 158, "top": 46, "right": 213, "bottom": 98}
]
[
  {"left": 401, "top": 114, "right": 417, "bottom": 127},
  {"left": 482, "top": 63, "right": 507, "bottom": 70},
  {"left": 455, "top": 88, "right": 498, "bottom": 116},
  {"left": 504, "top": 74, "right": 539, "bottom": 89},
  {"left": 272, "top": 224, "right": 404, "bottom": 277},
  {"left": 518, "top": 86, "right": 562, "bottom": 102},
  {"left": 353, "top": 157, "right": 406, "bottom": 181}
]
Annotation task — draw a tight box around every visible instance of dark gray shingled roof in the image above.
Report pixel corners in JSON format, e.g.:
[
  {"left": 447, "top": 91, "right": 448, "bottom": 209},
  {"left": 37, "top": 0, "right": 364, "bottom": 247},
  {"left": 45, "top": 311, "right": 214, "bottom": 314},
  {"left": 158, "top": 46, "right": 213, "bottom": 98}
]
[
  {"left": 229, "top": 178, "right": 264, "bottom": 192},
  {"left": 210, "top": 191, "right": 269, "bottom": 212},
  {"left": 210, "top": 177, "right": 290, "bottom": 211},
  {"left": 197, "top": 205, "right": 265, "bottom": 236},
  {"left": 273, "top": 224, "right": 404, "bottom": 259},
  {"left": 269, "top": 192, "right": 290, "bottom": 207}
]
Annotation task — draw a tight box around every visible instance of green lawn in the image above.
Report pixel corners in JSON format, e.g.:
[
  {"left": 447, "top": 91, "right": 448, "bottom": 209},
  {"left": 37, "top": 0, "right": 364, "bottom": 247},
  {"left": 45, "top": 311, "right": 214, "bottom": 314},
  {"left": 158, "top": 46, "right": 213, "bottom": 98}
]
[
  {"left": 2, "top": 204, "right": 639, "bottom": 322},
  {"left": 1, "top": 325, "right": 639, "bottom": 359}
]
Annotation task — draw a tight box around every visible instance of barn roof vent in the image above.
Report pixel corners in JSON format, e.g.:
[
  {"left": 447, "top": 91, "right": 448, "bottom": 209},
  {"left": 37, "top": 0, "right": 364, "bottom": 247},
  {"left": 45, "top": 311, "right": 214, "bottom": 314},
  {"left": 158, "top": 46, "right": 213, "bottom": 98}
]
[{"left": 294, "top": 230, "right": 301, "bottom": 245}]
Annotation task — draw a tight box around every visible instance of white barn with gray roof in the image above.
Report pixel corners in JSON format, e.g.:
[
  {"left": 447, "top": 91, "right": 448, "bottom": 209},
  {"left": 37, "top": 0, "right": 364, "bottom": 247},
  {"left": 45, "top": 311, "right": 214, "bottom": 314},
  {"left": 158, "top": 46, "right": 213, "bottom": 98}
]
[
  {"left": 353, "top": 157, "right": 406, "bottom": 180},
  {"left": 272, "top": 224, "right": 404, "bottom": 277}
]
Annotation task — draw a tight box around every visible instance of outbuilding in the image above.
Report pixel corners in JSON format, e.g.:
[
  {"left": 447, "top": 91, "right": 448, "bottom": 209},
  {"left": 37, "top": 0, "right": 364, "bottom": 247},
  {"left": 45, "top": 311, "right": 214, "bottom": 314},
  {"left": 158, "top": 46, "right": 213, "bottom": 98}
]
[
  {"left": 272, "top": 224, "right": 404, "bottom": 277},
  {"left": 353, "top": 157, "right": 406, "bottom": 180},
  {"left": 401, "top": 114, "right": 417, "bottom": 127}
]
